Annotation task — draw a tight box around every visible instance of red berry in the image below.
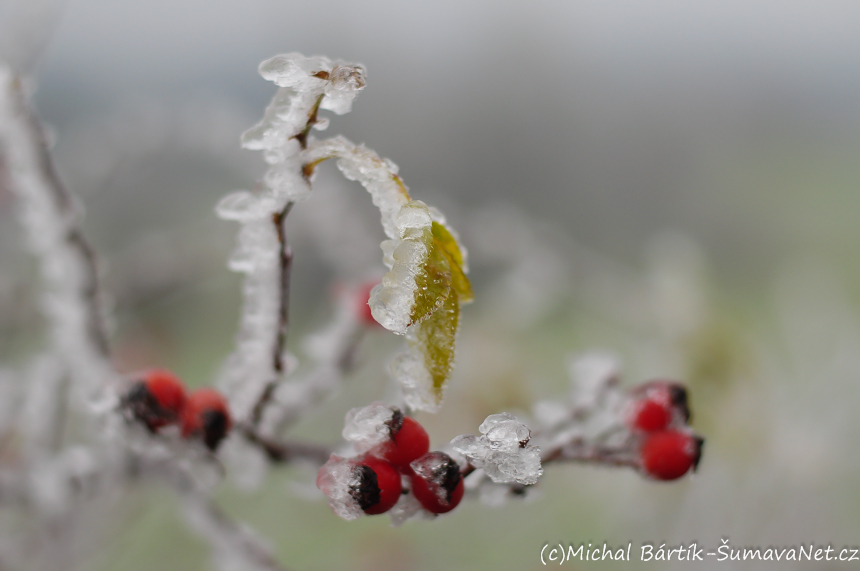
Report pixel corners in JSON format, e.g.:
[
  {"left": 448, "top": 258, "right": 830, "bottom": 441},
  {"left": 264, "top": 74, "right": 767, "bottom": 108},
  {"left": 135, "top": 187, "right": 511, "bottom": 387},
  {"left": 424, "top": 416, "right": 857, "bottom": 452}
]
[
  {"left": 373, "top": 409, "right": 430, "bottom": 471},
  {"left": 350, "top": 457, "right": 402, "bottom": 515},
  {"left": 123, "top": 369, "right": 187, "bottom": 431},
  {"left": 410, "top": 452, "right": 464, "bottom": 514},
  {"left": 626, "top": 380, "right": 691, "bottom": 432},
  {"left": 181, "top": 388, "right": 232, "bottom": 451},
  {"left": 640, "top": 429, "right": 704, "bottom": 481},
  {"left": 355, "top": 281, "right": 382, "bottom": 327}
]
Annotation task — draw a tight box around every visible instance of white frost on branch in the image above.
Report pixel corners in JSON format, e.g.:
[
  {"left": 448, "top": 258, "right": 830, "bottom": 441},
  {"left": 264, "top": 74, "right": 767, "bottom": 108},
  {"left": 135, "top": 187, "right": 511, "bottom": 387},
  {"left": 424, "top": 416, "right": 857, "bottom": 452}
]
[
  {"left": 215, "top": 54, "right": 366, "bottom": 422},
  {"left": 218, "top": 52, "right": 469, "bottom": 417},
  {"left": 253, "top": 284, "right": 365, "bottom": 439},
  {"left": 0, "top": 65, "right": 115, "bottom": 406}
]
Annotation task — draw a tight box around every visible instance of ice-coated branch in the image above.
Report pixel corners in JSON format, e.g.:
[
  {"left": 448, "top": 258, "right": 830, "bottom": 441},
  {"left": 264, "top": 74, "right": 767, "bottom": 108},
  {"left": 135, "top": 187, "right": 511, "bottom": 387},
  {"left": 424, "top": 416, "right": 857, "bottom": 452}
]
[
  {"left": 0, "top": 65, "right": 114, "bottom": 398},
  {"left": 252, "top": 284, "right": 367, "bottom": 437},
  {"left": 219, "top": 52, "right": 473, "bottom": 421},
  {"left": 216, "top": 54, "right": 367, "bottom": 425}
]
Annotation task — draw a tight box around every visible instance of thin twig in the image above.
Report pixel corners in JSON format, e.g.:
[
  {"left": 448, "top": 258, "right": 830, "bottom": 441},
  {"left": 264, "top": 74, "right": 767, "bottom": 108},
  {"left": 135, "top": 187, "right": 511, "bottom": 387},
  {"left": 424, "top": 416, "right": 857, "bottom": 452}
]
[
  {"left": 248, "top": 93, "right": 323, "bottom": 428},
  {"left": 272, "top": 201, "right": 294, "bottom": 374},
  {"left": 541, "top": 444, "right": 640, "bottom": 470},
  {"left": 239, "top": 424, "right": 332, "bottom": 465}
]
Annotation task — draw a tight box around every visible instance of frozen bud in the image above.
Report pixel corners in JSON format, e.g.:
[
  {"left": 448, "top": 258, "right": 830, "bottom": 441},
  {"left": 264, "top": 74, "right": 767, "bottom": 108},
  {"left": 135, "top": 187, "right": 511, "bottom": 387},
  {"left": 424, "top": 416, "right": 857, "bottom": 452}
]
[
  {"left": 258, "top": 53, "right": 331, "bottom": 88},
  {"left": 342, "top": 402, "right": 396, "bottom": 451},
  {"left": 329, "top": 64, "right": 366, "bottom": 92},
  {"left": 321, "top": 64, "right": 367, "bottom": 115},
  {"left": 451, "top": 413, "right": 543, "bottom": 486}
]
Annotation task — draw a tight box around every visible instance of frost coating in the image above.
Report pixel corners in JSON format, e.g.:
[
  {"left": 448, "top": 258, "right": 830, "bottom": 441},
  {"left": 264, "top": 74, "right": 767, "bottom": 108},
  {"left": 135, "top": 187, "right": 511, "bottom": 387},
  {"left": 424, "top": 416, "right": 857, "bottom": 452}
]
[
  {"left": 342, "top": 402, "right": 396, "bottom": 452},
  {"left": 217, "top": 54, "right": 366, "bottom": 421},
  {"left": 302, "top": 136, "right": 409, "bottom": 243},
  {"left": 0, "top": 65, "right": 116, "bottom": 403},
  {"left": 221, "top": 53, "right": 471, "bottom": 416},
  {"left": 451, "top": 413, "right": 543, "bottom": 485},
  {"left": 316, "top": 455, "right": 364, "bottom": 520}
]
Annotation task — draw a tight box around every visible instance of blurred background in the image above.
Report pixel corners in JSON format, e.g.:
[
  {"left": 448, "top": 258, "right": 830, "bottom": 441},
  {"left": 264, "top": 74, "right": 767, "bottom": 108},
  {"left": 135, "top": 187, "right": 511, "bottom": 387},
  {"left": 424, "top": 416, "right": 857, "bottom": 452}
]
[{"left": 2, "top": 0, "right": 860, "bottom": 569}]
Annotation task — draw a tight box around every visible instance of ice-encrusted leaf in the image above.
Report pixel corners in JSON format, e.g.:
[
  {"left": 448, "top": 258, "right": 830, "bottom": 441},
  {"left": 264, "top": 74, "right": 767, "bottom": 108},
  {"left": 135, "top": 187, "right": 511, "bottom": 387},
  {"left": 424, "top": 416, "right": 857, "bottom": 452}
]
[
  {"left": 431, "top": 221, "right": 473, "bottom": 303},
  {"left": 414, "top": 287, "right": 459, "bottom": 405},
  {"left": 408, "top": 229, "right": 452, "bottom": 327}
]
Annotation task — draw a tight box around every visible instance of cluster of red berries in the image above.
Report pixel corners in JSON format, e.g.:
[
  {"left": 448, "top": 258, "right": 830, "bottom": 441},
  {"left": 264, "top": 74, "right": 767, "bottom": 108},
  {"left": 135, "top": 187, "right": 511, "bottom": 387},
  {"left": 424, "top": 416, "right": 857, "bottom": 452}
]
[
  {"left": 121, "top": 369, "right": 233, "bottom": 451},
  {"left": 317, "top": 408, "right": 464, "bottom": 517},
  {"left": 624, "top": 380, "right": 704, "bottom": 481}
]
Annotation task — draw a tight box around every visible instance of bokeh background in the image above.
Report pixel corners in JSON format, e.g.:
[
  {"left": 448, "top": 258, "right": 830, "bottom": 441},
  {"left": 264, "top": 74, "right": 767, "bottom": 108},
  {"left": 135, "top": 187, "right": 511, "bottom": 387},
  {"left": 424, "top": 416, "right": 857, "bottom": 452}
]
[{"left": 2, "top": 1, "right": 860, "bottom": 569}]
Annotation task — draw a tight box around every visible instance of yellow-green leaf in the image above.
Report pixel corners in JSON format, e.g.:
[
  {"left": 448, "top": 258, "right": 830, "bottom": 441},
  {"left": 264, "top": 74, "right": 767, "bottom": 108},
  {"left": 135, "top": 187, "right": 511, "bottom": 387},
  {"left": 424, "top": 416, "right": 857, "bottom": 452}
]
[
  {"left": 408, "top": 229, "right": 452, "bottom": 326},
  {"left": 415, "top": 288, "right": 460, "bottom": 405},
  {"left": 431, "top": 221, "right": 473, "bottom": 303}
]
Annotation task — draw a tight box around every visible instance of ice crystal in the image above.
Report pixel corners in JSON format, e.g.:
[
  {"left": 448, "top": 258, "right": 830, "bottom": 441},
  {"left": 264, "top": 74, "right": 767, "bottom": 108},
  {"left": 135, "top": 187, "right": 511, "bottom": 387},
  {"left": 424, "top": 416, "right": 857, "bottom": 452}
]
[{"left": 451, "top": 413, "right": 542, "bottom": 485}]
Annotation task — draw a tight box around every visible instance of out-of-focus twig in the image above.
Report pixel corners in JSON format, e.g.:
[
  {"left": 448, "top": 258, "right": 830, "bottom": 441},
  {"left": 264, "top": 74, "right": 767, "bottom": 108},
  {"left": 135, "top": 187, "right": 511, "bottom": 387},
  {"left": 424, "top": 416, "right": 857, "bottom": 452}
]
[
  {"left": 181, "top": 487, "right": 293, "bottom": 571},
  {"left": 239, "top": 424, "right": 332, "bottom": 465},
  {"left": 0, "top": 65, "right": 114, "bottom": 393}
]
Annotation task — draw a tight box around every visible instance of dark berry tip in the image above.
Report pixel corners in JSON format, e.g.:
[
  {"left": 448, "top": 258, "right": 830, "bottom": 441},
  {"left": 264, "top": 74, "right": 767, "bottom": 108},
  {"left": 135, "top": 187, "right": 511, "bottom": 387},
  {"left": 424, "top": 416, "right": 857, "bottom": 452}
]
[
  {"left": 432, "top": 454, "right": 462, "bottom": 502},
  {"left": 385, "top": 407, "right": 405, "bottom": 438},
  {"left": 349, "top": 464, "right": 381, "bottom": 511},
  {"left": 669, "top": 385, "right": 691, "bottom": 423},
  {"left": 692, "top": 436, "right": 705, "bottom": 472},
  {"left": 201, "top": 409, "right": 229, "bottom": 451}
]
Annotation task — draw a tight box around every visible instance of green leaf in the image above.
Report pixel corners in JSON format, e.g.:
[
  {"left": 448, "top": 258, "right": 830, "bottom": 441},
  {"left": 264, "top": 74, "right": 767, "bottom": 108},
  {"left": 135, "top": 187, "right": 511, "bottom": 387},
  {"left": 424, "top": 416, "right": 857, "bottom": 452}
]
[
  {"left": 415, "top": 288, "right": 460, "bottom": 405},
  {"left": 408, "top": 228, "right": 452, "bottom": 326},
  {"left": 431, "top": 222, "right": 474, "bottom": 303}
]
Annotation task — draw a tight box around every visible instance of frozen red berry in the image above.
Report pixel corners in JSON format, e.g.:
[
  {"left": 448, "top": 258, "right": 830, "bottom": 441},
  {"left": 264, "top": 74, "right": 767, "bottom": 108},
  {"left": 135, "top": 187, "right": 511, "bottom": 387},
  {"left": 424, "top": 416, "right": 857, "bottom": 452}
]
[
  {"left": 122, "top": 369, "right": 187, "bottom": 431},
  {"left": 640, "top": 429, "right": 704, "bottom": 481},
  {"left": 372, "top": 409, "right": 430, "bottom": 471},
  {"left": 626, "top": 380, "right": 691, "bottom": 432},
  {"left": 351, "top": 456, "right": 402, "bottom": 515},
  {"left": 410, "top": 452, "right": 464, "bottom": 514},
  {"left": 181, "top": 388, "right": 232, "bottom": 451}
]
